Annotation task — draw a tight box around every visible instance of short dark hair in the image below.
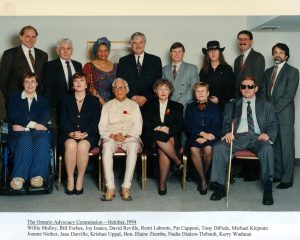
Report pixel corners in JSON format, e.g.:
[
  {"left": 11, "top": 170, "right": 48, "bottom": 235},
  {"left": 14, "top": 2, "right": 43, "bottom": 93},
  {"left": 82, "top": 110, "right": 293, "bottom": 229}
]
[
  {"left": 153, "top": 79, "right": 174, "bottom": 97},
  {"left": 170, "top": 42, "right": 185, "bottom": 52},
  {"left": 19, "top": 26, "right": 38, "bottom": 36},
  {"left": 241, "top": 75, "right": 257, "bottom": 85},
  {"left": 237, "top": 30, "right": 253, "bottom": 40},
  {"left": 272, "top": 43, "right": 290, "bottom": 61},
  {"left": 22, "top": 72, "right": 38, "bottom": 84}
]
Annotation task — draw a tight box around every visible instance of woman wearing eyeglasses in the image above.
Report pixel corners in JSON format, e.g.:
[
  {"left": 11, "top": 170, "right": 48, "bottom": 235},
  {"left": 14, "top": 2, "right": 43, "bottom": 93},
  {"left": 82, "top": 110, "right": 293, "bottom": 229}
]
[
  {"left": 184, "top": 82, "right": 222, "bottom": 195},
  {"left": 200, "top": 41, "right": 235, "bottom": 111},
  {"left": 7, "top": 72, "right": 51, "bottom": 190},
  {"left": 59, "top": 72, "right": 101, "bottom": 195}
]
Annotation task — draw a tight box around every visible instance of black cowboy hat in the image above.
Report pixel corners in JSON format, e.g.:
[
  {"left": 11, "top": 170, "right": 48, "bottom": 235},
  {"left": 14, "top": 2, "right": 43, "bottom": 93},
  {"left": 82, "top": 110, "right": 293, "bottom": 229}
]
[{"left": 202, "top": 40, "right": 225, "bottom": 55}]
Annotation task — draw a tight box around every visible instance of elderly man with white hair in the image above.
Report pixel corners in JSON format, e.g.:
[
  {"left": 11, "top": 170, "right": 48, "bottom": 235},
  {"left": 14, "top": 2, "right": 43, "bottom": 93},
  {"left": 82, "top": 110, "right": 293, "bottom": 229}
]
[{"left": 99, "top": 78, "right": 143, "bottom": 201}]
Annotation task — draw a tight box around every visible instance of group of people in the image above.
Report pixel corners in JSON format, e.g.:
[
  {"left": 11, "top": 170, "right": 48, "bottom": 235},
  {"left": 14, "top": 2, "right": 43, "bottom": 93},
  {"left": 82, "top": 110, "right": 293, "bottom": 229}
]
[{"left": 0, "top": 26, "right": 299, "bottom": 206}]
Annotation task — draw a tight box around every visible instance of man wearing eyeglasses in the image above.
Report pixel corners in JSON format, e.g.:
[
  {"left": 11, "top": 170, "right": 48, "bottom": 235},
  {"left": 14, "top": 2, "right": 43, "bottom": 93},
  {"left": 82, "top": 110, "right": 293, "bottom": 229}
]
[
  {"left": 234, "top": 30, "right": 265, "bottom": 97},
  {"left": 210, "top": 76, "right": 277, "bottom": 205},
  {"left": 261, "top": 43, "right": 299, "bottom": 190},
  {"left": 99, "top": 78, "right": 143, "bottom": 201}
]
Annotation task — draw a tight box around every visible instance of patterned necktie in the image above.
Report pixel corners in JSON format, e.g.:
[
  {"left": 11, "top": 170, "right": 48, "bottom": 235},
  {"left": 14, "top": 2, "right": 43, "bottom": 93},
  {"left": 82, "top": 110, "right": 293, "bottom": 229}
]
[
  {"left": 65, "top": 61, "right": 72, "bottom": 91},
  {"left": 240, "top": 53, "right": 244, "bottom": 69},
  {"left": 268, "top": 65, "right": 278, "bottom": 97},
  {"left": 172, "top": 65, "right": 177, "bottom": 80},
  {"left": 247, "top": 101, "right": 255, "bottom": 135},
  {"left": 28, "top": 49, "right": 35, "bottom": 68},
  {"left": 137, "top": 56, "right": 142, "bottom": 74}
]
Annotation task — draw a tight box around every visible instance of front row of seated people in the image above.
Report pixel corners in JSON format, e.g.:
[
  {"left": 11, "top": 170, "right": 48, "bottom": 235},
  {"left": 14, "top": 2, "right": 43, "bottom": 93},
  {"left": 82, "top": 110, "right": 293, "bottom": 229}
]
[{"left": 6, "top": 73, "right": 277, "bottom": 205}]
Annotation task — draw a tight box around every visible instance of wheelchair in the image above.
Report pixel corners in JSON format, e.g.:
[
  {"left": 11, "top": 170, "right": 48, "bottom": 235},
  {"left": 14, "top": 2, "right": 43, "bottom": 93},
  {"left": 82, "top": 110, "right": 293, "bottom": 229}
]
[{"left": 0, "top": 120, "right": 56, "bottom": 195}]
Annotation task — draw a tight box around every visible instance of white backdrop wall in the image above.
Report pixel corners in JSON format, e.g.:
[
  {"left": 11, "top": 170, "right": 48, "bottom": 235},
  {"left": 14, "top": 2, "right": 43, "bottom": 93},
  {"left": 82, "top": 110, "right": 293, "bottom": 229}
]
[{"left": 1, "top": 16, "right": 300, "bottom": 156}]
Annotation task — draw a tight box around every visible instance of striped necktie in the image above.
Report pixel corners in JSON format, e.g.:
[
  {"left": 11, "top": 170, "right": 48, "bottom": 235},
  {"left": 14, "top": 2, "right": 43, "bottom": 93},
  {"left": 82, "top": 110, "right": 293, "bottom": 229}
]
[{"left": 247, "top": 101, "right": 255, "bottom": 135}]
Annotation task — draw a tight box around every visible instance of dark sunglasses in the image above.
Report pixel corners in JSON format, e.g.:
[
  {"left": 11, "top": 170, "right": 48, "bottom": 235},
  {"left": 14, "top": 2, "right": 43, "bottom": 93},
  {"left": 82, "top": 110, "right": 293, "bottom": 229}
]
[{"left": 240, "top": 84, "right": 256, "bottom": 90}]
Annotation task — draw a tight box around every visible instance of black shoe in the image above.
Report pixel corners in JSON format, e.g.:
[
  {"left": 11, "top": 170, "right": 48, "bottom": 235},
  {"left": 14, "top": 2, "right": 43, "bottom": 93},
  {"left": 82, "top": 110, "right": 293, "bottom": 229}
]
[
  {"left": 65, "top": 188, "right": 74, "bottom": 195},
  {"left": 273, "top": 178, "right": 281, "bottom": 183},
  {"left": 158, "top": 187, "right": 167, "bottom": 196},
  {"left": 262, "top": 191, "right": 273, "bottom": 205},
  {"left": 276, "top": 182, "right": 293, "bottom": 189},
  {"left": 175, "top": 162, "right": 184, "bottom": 173},
  {"left": 208, "top": 182, "right": 218, "bottom": 191},
  {"left": 197, "top": 184, "right": 207, "bottom": 195},
  {"left": 75, "top": 188, "right": 84, "bottom": 195},
  {"left": 210, "top": 189, "right": 226, "bottom": 201}
]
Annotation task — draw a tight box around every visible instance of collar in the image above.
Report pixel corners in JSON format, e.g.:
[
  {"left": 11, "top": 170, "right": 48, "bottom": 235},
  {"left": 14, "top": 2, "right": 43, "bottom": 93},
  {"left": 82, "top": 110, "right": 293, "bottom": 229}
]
[
  {"left": 21, "top": 90, "right": 38, "bottom": 101},
  {"left": 242, "top": 96, "right": 255, "bottom": 104},
  {"left": 135, "top": 52, "right": 145, "bottom": 61},
  {"left": 241, "top": 48, "right": 252, "bottom": 59},
  {"left": 21, "top": 44, "right": 34, "bottom": 53},
  {"left": 172, "top": 61, "right": 182, "bottom": 69},
  {"left": 60, "top": 57, "right": 71, "bottom": 64}
]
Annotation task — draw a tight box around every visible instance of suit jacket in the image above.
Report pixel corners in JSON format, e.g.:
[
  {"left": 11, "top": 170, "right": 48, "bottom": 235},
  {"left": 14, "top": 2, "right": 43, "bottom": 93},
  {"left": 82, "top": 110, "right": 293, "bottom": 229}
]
[
  {"left": 261, "top": 62, "right": 299, "bottom": 124},
  {"left": 163, "top": 61, "right": 199, "bottom": 107},
  {"left": 222, "top": 97, "right": 277, "bottom": 142},
  {"left": 0, "top": 46, "right": 48, "bottom": 102},
  {"left": 144, "top": 99, "right": 183, "bottom": 151},
  {"left": 59, "top": 93, "right": 101, "bottom": 147},
  {"left": 7, "top": 92, "right": 50, "bottom": 130},
  {"left": 116, "top": 52, "right": 162, "bottom": 102},
  {"left": 234, "top": 49, "right": 265, "bottom": 96},
  {"left": 43, "top": 58, "right": 82, "bottom": 110}
]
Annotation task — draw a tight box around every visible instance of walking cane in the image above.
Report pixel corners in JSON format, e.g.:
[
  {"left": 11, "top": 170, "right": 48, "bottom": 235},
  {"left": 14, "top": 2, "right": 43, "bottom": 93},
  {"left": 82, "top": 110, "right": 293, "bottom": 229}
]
[{"left": 226, "top": 99, "right": 236, "bottom": 207}]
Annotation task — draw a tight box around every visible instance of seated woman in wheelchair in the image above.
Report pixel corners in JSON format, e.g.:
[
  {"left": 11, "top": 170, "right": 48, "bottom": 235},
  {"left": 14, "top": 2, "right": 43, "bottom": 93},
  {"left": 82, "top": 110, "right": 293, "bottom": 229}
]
[
  {"left": 7, "top": 72, "right": 51, "bottom": 190},
  {"left": 144, "top": 79, "right": 184, "bottom": 195},
  {"left": 59, "top": 72, "right": 101, "bottom": 195},
  {"left": 184, "top": 82, "right": 222, "bottom": 195}
]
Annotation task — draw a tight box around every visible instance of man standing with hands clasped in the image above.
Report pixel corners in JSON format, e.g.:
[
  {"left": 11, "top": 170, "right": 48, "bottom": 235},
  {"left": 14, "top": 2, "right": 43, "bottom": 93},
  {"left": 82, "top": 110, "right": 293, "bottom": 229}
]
[{"left": 261, "top": 43, "right": 299, "bottom": 189}]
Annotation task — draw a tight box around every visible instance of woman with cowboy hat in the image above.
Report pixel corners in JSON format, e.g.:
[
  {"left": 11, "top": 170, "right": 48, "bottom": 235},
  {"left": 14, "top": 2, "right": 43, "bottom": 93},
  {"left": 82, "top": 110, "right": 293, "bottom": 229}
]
[{"left": 199, "top": 40, "right": 235, "bottom": 112}]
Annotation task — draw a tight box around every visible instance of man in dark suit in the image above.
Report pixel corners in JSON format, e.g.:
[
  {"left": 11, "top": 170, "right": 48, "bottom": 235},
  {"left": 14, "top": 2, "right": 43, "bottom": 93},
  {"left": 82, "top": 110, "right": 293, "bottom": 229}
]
[
  {"left": 43, "top": 38, "right": 82, "bottom": 112},
  {"left": 0, "top": 25, "right": 48, "bottom": 104},
  {"left": 234, "top": 30, "right": 265, "bottom": 97},
  {"left": 210, "top": 76, "right": 277, "bottom": 205},
  {"left": 261, "top": 43, "right": 299, "bottom": 189},
  {"left": 116, "top": 32, "right": 162, "bottom": 107}
]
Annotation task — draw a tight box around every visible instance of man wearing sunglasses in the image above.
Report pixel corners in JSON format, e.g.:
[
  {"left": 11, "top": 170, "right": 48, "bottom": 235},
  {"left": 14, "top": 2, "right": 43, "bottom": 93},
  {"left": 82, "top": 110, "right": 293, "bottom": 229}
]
[
  {"left": 262, "top": 43, "right": 299, "bottom": 190},
  {"left": 210, "top": 76, "right": 277, "bottom": 205}
]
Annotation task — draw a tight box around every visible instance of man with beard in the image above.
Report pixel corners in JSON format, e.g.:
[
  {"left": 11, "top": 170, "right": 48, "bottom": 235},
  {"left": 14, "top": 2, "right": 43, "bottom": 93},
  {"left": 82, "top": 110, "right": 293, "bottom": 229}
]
[{"left": 261, "top": 43, "right": 299, "bottom": 189}]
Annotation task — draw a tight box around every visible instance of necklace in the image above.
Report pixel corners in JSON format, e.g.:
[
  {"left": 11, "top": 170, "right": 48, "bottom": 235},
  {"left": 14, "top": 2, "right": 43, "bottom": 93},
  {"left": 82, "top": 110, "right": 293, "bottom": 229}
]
[{"left": 75, "top": 96, "right": 85, "bottom": 104}]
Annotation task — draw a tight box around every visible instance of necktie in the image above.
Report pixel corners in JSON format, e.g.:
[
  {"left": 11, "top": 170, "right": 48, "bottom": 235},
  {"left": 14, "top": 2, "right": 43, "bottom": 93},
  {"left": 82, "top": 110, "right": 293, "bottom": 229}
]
[
  {"left": 247, "top": 101, "right": 255, "bottom": 135},
  {"left": 172, "top": 65, "right": 177, "bottom": 80},
  {"left": 268, "top": 65, "right": 278, "bottom": 97},
  {"left": 240, "top": 54, "right": 244, "bottom": 69},
  {"left": 65, "top": 61, "right": 72, "bottom": 91},
  {"left": 137, "top": 56, "right": 142, "bottom": 74},
  {"left": 28, "top": 50, "right": 35, "bottom": 68}
]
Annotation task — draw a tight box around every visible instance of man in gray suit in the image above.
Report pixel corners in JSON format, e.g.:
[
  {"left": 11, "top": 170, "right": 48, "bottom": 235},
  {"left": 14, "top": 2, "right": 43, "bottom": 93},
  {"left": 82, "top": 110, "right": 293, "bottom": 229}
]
[
  {"left": 234, "top": 30, "right": 265, "bottom": 97},
  {"left": 261, "top": 43, "right": 299, "bottom": 189},
  {"left": 210, "top": 76, "right": 277, "bottom": 205},
  {"left": 163, "top": 42, "right": 199, "bottom": 109}
]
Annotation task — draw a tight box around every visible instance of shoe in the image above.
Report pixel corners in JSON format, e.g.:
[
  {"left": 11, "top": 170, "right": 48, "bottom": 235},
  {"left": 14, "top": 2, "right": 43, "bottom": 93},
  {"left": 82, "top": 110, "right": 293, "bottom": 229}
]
[
  {"left": 30, "top": 176, "right": 43, "bottom": 188},
  {"left": 158, "top": 186, "right": 167, "bottom": 195},
  {"left": 208, "top": 182, "right": 218, "bottom": 191},
  {"left": 197, "top": 183, "right": 207, "bottom": 195},
  {"left": 120, "top": 188, "right": 132, "bottom": 201},
  {"left": 101, "top": 190, "right": 115, "bottom": 201},
  {"left": 75, "top": 188, "right": 84, "bottom": 195},
  {"left": 273, "top": 178, "right": 281, "bottom": 183},
  {"left": 276, "top": 182, "right": 293, "bottom": 189},
  {"left": 175, "top": 162, "right": 184, "bottom": 173},
  {"left": 10, "top": 177, "right": 25, "bottom": 190},
  {"left": 65, "top": 187, "right": 74, "bottom": 195},
  {"left": 210, "top": 189, "right": 226, "bottom": 201},
  {"left": 262, "top": 191, "right": 273, "bottom": 205}
]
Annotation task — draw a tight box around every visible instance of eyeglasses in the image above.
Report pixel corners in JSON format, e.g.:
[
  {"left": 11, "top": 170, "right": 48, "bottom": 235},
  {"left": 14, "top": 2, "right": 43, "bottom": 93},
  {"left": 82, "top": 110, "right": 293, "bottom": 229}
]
[
  {"left": 238, "top": 38, "right": 250, "bottom": 42},
  {"left": 113, "top": 86, "right": 127, "bottom": 91},
  {"left": 240, "top": 84, "right": 256, "bottom": 90}
]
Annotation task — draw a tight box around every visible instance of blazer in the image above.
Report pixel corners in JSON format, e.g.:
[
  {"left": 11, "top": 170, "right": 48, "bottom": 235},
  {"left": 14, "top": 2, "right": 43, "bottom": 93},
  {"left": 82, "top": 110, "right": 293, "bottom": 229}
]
[
  {"left": 261, "top": 63, "right": 299, "bottom": 124},
  {"left": 7, "top": 92, "right": 50, "bottom": 130},
  {"left": 59, "top": 93, "right": 101, "bottom": 147},
  {"left": 116, "top": 52, "right": 162, "bottom": 102},
  {"left": 0, "top": 46, "right": 48, "bottom": 102},
  {"left": 234, "top": 49, "right": 265, "bottom": 96},
  {"left": 144, "top": 99, "right": 183, "bottom": 150},
  {"left": 222, "top": 97, "right": 277, "bottom": 142},
  {"left": 163, "top": 61, "right": 199, "bottom": 107},
  {"left": 43, "top": 58, "right": 82, "bottom": 110}
]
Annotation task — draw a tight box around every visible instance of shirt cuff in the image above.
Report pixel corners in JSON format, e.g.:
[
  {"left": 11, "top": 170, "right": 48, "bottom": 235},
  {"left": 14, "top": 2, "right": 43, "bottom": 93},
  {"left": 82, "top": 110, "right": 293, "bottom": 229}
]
[{"left": 26, "top": 121, "right": 37, "bottom": 129}]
